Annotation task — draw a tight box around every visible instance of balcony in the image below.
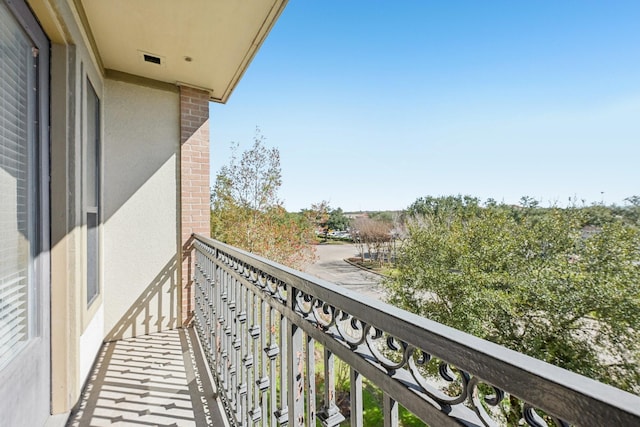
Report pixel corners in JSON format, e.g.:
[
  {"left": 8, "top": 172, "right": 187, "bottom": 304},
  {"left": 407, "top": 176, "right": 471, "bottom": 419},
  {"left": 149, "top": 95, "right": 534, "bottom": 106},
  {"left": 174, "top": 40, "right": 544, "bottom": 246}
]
[{"left": 72, "top": 234, "right": 640, "bottom": 426}]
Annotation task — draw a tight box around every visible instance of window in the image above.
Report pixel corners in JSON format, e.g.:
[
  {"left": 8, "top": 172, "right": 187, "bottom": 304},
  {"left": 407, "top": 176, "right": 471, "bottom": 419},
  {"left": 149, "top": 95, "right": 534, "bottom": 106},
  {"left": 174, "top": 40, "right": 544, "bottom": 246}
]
[
  {"left": 85, "top": 78, "right": 100, "bottom": 306},
  {"left": 0, "top": 0, "right": 40, "bottom": 367}
]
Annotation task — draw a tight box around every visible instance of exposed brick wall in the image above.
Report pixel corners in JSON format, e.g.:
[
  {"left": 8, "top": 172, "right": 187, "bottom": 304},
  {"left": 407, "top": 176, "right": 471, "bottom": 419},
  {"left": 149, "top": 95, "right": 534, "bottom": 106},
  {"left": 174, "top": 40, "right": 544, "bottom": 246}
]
[{"left": 180, "top": 86, "right": 210, "bottom": 325}]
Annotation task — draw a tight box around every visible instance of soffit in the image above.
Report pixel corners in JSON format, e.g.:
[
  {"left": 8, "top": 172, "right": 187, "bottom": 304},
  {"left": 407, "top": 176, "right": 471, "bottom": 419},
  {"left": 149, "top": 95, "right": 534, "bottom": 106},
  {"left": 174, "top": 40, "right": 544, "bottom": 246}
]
[{"left": 79, "top": 0, "right": 286, "bottom": 103}]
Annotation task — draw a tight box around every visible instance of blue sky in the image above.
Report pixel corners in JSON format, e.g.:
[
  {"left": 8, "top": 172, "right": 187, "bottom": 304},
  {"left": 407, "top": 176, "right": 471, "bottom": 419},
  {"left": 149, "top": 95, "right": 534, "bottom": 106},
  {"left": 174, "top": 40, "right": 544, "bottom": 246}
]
[{"left": 210, "top": 1, "right": 640, "bottom": 212}]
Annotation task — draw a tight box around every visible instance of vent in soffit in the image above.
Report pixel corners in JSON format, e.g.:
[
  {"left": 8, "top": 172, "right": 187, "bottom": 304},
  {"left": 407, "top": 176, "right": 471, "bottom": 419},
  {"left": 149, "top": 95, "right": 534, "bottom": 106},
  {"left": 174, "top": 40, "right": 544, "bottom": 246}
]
[
  {"left": 138, "top": 50, "right": 165, "bottom": 67},
  {"left": 144, "top": 54, "right": 161, "bottom": 64}
]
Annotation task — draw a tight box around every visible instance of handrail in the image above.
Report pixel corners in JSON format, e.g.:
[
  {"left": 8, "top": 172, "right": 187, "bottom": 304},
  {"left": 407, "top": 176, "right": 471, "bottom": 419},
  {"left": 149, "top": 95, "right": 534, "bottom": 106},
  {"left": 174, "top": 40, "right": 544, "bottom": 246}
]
[{"left": 191, "top": 233, "right": 640, "bottom": 426}]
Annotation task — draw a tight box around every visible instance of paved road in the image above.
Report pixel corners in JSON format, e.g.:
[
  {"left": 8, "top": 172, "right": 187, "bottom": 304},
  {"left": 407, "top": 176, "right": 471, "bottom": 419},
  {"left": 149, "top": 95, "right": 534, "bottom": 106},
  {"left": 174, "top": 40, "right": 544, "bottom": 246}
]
[{"left": 301, "top": 243, "right": 384, "bottom": 300}]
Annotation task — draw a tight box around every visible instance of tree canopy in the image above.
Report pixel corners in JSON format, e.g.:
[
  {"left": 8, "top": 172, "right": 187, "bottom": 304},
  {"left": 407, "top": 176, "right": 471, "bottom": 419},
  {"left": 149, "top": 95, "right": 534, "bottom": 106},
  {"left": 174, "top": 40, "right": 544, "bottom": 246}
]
[
  {"left": 327, "top": 207, "right": 350, "bottom": 231},
  {"left": 385, "top": 196, "right": 640, "bottom": 394},
  {"left": 210, "top": 129, "right": 315, "bottom": 268}
]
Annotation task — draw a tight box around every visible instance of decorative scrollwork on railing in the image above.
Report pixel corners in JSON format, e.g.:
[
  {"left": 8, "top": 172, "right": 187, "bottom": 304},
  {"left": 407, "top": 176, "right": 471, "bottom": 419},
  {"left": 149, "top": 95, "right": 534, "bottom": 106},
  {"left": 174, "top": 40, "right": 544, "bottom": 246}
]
[
  {"left": 294, "top": 290, "right": 314, "bottom": 316},
  {"left": 407, "top": 350, "right": 469, "bottom": 406},
  {"left": 311, "top": 300, "right": 336, "bottom": 329},
  {"left": 364, "top": 328, "right": 410, "bottom": 373},
  {"left": 522, "top": 403, "right": 571, "bottom": 427},
  {"left": 256, "top": 272, "right": 268, "bottom": 291},
  {"left": 334, "top": 311, "right": 367, "bottom": 349},
  {"left": 274, "top": 279, "right": 287, "bottom": 303},
  {"left": 257, "top": 274, "right": 286, "bottom": 303},
  {"left": 468, "top": 376, "right": 508, "bottom": 426},
  {"left": 282, "top": 272, "right": 575, "bottom": 426}
]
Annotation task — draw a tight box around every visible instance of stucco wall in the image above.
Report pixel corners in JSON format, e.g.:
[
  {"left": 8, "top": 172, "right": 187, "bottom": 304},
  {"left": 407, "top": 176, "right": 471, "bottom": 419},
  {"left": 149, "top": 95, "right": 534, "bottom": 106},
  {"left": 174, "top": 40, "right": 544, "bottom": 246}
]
[
  {"left": 103, "top": 78, "right": 179, "bottom": 340},
  {"left": 79, "top": 304, "right": 104, "bottom": 381}
]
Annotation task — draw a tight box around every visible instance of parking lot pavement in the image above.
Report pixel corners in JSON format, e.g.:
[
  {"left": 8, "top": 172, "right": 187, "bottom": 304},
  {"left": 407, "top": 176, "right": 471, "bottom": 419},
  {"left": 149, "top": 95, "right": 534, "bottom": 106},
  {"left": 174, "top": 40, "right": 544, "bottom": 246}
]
[{"left": 302, "top": 243, "right": 384, "bottom": 300}]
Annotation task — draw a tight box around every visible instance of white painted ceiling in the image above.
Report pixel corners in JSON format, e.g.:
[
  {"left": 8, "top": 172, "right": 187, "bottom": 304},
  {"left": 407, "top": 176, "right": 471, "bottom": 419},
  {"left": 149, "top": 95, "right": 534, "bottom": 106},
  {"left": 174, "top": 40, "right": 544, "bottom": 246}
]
[{"left": 80, "top": 0, "right": 287, "bottom": 102}]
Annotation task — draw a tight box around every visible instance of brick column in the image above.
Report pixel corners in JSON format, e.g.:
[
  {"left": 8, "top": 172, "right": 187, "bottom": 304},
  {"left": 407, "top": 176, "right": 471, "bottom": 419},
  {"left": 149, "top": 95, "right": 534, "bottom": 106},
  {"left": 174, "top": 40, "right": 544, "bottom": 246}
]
[{"left": 180, "top": 85, "right": 211, "bottom": 325}]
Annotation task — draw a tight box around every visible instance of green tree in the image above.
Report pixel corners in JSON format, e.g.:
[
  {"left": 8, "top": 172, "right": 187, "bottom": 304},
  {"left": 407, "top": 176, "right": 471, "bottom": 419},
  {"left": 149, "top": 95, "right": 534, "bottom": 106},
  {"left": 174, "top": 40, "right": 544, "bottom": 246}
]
[
  {"left": 406, "top": 195, "right": 481, "bottom": 221},
  {"left": 327, "top": 207, "right": 350, "bottom": 231},
  {"left": 302, "top": 200, "right": 331, "bottom": 239},
  {"left": 386, "top": 200, "right": 640, "bottom": 396},
  {"left": 620, "top": 195, "right": 640, "bottom": 225},
  {"left": 625, "top": 195, "right": 640, "bottom": 207},
  {"left": 211, "top": 129, "right": 315, "bottom": 268},
  {"left": 368, "top": 211, "right": 394, "bottom": 223}
]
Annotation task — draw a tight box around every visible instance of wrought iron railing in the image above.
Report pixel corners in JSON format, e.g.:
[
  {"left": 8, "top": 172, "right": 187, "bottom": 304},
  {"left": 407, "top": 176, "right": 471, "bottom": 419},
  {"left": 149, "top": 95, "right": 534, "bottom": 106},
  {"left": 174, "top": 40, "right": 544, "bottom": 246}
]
[{"left": 191, "top": 234, "right": 640, "bottom": 426}]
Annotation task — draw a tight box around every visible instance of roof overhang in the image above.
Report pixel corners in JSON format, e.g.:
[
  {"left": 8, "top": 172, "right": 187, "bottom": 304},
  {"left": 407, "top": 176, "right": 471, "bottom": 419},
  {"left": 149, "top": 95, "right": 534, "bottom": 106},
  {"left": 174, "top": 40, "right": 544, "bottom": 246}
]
[{"left": 77, "top": 0, "right": 287, "bottom": 103}]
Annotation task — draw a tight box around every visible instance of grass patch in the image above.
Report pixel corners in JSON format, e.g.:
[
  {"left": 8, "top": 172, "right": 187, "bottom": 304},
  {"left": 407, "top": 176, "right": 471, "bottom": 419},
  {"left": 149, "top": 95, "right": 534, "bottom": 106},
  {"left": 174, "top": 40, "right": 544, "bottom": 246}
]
[
  {"left": 347, "top": 258, "right": 398, "bottom": 277},
  {"left": 313, "top": 349, "right": 424, "bottom": 426},
  {"left": 315, "top": 236, "right": 352, "bottom": 245},
  {"left": 380, "top": 267, "right": 400, "bottom": 277},
  {"left": 357, "top": 382, "right": 426, "bottom": 426}
]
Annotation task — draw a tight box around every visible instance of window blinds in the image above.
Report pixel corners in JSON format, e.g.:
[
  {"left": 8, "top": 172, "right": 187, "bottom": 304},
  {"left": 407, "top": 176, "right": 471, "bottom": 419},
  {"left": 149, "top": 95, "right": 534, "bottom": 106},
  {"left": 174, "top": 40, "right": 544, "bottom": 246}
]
[{"left": 0, "top": 1, "right": 34, "bottom": 369}]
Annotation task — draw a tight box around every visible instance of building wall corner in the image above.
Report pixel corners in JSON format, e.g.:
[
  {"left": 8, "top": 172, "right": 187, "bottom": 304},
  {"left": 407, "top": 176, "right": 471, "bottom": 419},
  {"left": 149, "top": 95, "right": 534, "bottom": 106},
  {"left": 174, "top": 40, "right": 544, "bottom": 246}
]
[{"left": 179, "top": 86, "right": 211, "bottom": 326}]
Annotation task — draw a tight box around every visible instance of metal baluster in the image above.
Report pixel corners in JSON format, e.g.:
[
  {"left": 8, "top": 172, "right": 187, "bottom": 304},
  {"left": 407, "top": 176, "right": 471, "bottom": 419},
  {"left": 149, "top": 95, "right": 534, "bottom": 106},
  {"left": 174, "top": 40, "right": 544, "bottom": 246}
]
[
  {"left": 249, "top": 292, "right": 264, "bottom": 424},
  {"left": 276, "top": 310, "right": 289, "bottom": 425},
  {"left": 350, "top": 368, "right": 363, "bottom": 427},
  {"left": 206, "top": 251, "right": 213, "bottom": 364},
  {"left": 258, "top": 297, "right": 270, "bottom": 426},
  {"left": 287, "top": 289, "right": 304, "bottom": 426},
  {"left": 306, "top": 333, "right": 316, "bottom": 426},
  {"left": 220, "top": 265, "right": 229, "bottom": 394},
  {"left": 210, "top": 255, "right": 216, "bottom": 362},
  {"left": 239, "top": 276, "right": 249, "bottom": 426},
  {"left": 195, "top": 249, "right": 202, "bottom": 345},
  {"left": 232, "top": 270, "right": 243, "bottom": 424},
  {"left": 199, "top": 250, "right": 206, "bottom": 351},
  {"left": 318, "top": 348, "right": 345, "bottom": 426},
  {"left": 244, "top": 287, "right": 254, "bottom": 425},
  {"left": 208, "top": 251, "right": 214, "bottom": 363},
  {"left": 266, "top": 305, "right": 279, "bottom": 426},
  {"left": 193, "top": 248, "right": 202, "bottom": 339},
  {"left": 383, "top": 393, "right": 398, "bottom": 427},
  {"left": 215, "top": 260, "right": 224, "bottom": 382},
  {"left": 226, "top": 269, "right": 236, "bottom": 414}
]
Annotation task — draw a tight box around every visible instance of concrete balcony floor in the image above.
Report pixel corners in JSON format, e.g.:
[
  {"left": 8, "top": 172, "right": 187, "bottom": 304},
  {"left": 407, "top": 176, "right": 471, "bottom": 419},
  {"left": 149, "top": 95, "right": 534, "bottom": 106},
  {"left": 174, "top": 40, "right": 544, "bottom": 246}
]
[{"left": 67, "top": 328, "right": 226, "bottom": 427}]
